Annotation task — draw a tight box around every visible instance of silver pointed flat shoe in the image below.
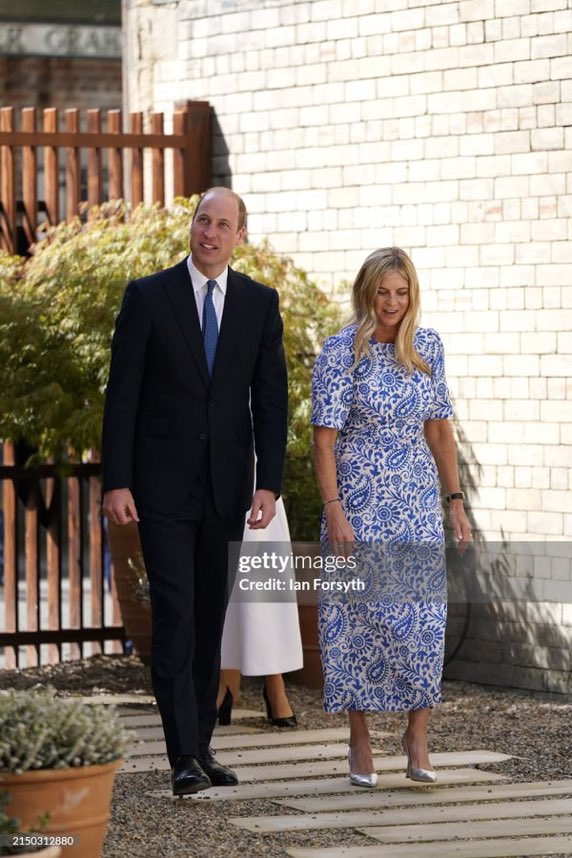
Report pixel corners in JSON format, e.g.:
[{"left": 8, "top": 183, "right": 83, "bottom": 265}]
[
  {"left": 401, "top": 735, "right": 437, "bottom": 784},
  {"left": 348, "top": 747, "right": 378, "bottom": 788}
]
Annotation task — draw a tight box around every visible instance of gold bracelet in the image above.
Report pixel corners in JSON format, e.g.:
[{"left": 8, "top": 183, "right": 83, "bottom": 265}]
[{"left": 323, "top": 497, "right": 341, "bottom": 507}]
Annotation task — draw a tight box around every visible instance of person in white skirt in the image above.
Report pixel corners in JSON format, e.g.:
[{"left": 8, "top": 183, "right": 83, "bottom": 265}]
[{"left": 217, "top": 497, "right": 303, "bottom": 727}]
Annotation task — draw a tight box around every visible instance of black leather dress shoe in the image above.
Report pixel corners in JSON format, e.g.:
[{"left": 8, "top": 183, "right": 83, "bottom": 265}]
[
  {"left": 197, "top": 746, "right": 238, "bottom": 786},
  {"left": 171, "top": 755, "right": 211, "bottom": 797}
]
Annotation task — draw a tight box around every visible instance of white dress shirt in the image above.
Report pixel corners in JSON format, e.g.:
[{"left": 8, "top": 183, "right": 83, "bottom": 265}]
[{"left": 187, "top": 255, "right": 228, "bottom": 330}]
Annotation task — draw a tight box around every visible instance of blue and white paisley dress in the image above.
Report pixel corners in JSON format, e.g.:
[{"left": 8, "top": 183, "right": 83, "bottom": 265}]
[{"left": 310, "top": 325, "right": 453, "bottom": 712}]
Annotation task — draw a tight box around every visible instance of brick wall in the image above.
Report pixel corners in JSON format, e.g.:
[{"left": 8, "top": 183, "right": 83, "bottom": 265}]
[
  {"left": 123, "top": 0, "right": 572, "bottom": 691},
  {"left": 0, "top": 56, "right": 121, "bottom": 111}
]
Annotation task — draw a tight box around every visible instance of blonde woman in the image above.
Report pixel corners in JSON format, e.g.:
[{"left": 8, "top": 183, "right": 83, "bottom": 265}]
[{"left": 311, "top": 248, "right": 471, "bottom": 788}]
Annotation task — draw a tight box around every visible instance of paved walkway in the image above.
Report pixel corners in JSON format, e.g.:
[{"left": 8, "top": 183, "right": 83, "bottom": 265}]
[{"left": 107, "top": 696, "right": 572, "bottom": 857}]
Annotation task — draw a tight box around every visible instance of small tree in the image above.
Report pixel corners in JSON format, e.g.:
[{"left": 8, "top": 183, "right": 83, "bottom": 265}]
[{"left": 0, "top": 198, "right": 338, "bottom": 538}]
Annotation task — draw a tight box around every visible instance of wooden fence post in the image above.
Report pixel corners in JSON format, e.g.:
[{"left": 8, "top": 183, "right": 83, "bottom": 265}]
[
  {"left": 107, "top": 110, "right": 123, "bottom": 201},
  {"left": 2, "top": 442, "right": 17, "bottom": 667},
  {"left": 87, "top": 109, "right": 102, "bottom": 211},
  {"left": 65, "top": 109, "right": 80, "bottom": 222},
  {"left": 43, "top": 107, "right": 59, "bottom": 227},
  {"left": 179, "top": 100, "right": 211, "bottom": 196},
  {"left": 24, "top": 481, "right": 40, "bottom": 666},
  {"left": 21, "top": 107, "right": 37, "bottom": 250},
  {"left": 67, "top": 475, "right": 81, "bottom": 661},
  {"left": 46, "top": 475, "right": 62, "bottom": 664},
  {"left": 151, "top": 112, "right": 165, "bottom": 206},
  {"left": 89, "top": 467, "right": 102, "bottom": 656},
  {"left": 130, "top": 112, "right": 144, "bottom": 206},
  {"left": 0, "top": 107, "right": 15, "bottom": 253}
]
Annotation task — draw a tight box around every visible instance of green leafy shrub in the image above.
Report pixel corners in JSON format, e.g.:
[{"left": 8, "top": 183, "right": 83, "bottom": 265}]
[
  {"left": 0, "top": 687, "right": 132, "bottom": 773},
  {"left": 0, "top": 198, "right": 339, "bottom": 538}
]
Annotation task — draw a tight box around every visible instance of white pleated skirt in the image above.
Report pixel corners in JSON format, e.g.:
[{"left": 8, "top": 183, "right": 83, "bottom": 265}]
[{"left": 220, "top": 497, "right": 304, "bottom": 675}]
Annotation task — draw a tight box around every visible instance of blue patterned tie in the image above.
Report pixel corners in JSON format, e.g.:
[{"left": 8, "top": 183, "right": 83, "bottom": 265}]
[{"left": 202, "top": 279, "right": 219, "bottom": 377}]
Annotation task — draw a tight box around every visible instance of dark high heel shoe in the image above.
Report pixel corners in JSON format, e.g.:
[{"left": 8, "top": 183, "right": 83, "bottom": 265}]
[
  {"left": 262, "top": 684, "right": 297, "bottom": 728},
  {"left": 217, "top": 687, "right": 233, "bottom": 726}
]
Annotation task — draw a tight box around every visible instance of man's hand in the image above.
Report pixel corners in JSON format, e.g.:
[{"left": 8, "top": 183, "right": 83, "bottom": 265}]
[
  {"left": 102, "top": 488, "right": 140, "bottom": 526},
  {"left": 247, "top": 489, "right": 276, "bottom": 530}
]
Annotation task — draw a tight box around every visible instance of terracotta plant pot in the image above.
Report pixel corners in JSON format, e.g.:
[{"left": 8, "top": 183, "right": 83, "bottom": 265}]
[
  {"left": 288, "top": 542, "right": 323, "bottom": 689},
  {"left": 290, "top": 603, "right": 323, "bottom": 689},
  {"left": 2, "top": 760, "right": 122, "bottom": 858},
  {"left": 16, "top": 847, "right": 62, "bottom": 858},
  {"left": 107, "top": 521, "right": 151, "bottom": 665}
]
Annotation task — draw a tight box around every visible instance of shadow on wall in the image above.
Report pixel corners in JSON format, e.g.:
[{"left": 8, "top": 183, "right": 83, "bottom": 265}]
[
  {"left": 445, "top": 416, "right": 572, "bottom": 694},
  {"left": 443, "top": 413, "right": 482, "bottom": 670},
  {"left": 210, "top": 107, "right": 232, "bottom": 190}
]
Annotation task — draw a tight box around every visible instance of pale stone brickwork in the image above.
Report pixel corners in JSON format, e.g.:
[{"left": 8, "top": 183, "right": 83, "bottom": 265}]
[{"left": 122, "top": 0, "right": 572, "bottom": 691}]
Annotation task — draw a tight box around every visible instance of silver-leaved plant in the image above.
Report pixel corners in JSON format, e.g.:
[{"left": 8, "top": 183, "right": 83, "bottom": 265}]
[{"left": 0, "top": 687, "right": 133, "bottom": 773}]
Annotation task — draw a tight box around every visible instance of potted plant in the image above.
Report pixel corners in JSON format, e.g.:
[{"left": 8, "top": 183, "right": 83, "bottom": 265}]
[
  {"left": 0, "top": 688, "right": 132, "bottom": 858},
  {"left": 0, "top": 198, "right": 339, "bottom": 666},
  {"left": 1, "top": 790, "right": 61, "bottom": 857}
]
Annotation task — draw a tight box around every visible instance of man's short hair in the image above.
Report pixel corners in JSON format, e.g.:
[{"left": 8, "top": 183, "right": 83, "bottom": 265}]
[{"left": 194, "top": 187, "right": 247, "bottom": 231}]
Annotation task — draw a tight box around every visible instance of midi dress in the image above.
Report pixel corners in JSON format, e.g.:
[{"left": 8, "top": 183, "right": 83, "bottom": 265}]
[{"left": 310, "top": 325, "right": 453, "bottom": 713}]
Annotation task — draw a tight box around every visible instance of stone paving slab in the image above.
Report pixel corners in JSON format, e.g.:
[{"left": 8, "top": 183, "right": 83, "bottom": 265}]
[
  {"left": 133, "top": 726, "right": 385, "bottom": 748},
  {"left": 118, "top": 708, "right": 263, "bottom": 727},
  {"left": 118, "top": 713, "right": 162, "bottom": 727},
  {"left": 115, "top": 706, "right": 157, "bottom": 716},
  {"left": 146, "top": 769, "right": 507, "bottom": 800},
  {"left": 225, "top": 750, "right": 510, "bottom": 781},
  {"left": 231, "top": 796, "right": 572, "bottom": 833},
  {"left": 360, "top": 813, "right": 572, "bottom": 843},
  {"left": 133, "top": 724, "right": 264, "bottom": 740},
  {"left": 212, "top": 724, "right": 262, "bottom": 737},
  {"left": 278, "top": 778, "right": 572, "bottom": 813},
  {"left": 125, "top": 749, "right": 508, "bottom": 779},
  {"left": 128, "top": 741, "right": 508, "bottom": 770},
  {"left": 82, "top": 693, "right": 156, "bottom": 705},
  {"left": 130, "top": 740, "right": 355, "bottom": 763},
  {"left": 286, "top": 835, "right": 572, "bottom": 858},
  {"left": 124, "top": 748, "right": 352, "bottom": 774},
  {"left": 120, "top": 713, "right": 260, "bottom": 737},
  {"left": 216, "top": 707, "right": 264, "bottom": 720}
]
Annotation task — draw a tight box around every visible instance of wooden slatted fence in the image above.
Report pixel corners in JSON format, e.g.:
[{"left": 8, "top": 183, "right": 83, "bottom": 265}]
[
  {"left": 0, "top": 443, "right": 127, "bottom": 668},
  {"left": 0, "top": 99, "right": 211, "bottom": 254}
]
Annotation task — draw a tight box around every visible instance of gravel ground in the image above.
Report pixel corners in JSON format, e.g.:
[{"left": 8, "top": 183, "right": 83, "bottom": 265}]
[{"left": 2, "top": 655, "right": 571, "bottom": 858}]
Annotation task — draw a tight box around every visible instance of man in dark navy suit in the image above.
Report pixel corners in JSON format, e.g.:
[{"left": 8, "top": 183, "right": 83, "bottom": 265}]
[{"left": 102, "top": 188, "right": 287, "bottom": 796}]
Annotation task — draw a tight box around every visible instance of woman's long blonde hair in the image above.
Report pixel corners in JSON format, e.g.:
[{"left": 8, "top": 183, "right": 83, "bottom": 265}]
[{"left": 347, "top": 247, "right": 430, "bottom": 374}]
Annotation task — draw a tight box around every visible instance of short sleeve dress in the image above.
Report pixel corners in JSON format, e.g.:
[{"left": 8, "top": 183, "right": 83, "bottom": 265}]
[{"left": 310, "top": 325, "right": 453, "bottom": 713}]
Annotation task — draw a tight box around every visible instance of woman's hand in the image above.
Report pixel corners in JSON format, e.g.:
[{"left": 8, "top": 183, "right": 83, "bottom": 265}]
[
  {"left": 424, "top": 419, "right": 473, "bottom": 552},
  {"left": 313, "top": 425, "right": 355, "bottom": 552},
  {"left": 448, "top": 499, "right": 472, "bottom": 553},
  {"left": 325, "top": 500, "right": 354, "bottom": 556}
]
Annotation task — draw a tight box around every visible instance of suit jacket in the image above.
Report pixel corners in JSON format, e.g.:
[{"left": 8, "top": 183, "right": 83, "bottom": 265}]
[{"left": 102, "top": 257, "right": 288, "bottom": 518}]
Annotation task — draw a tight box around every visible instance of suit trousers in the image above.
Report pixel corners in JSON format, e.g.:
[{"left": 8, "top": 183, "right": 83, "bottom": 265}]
[{"left": 137, "top": 484, "right": 245, "bottom": 765}]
